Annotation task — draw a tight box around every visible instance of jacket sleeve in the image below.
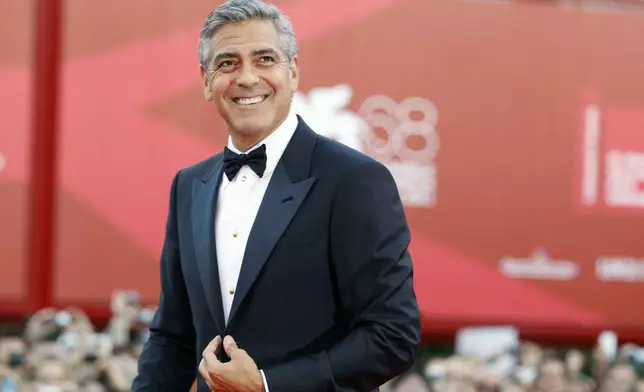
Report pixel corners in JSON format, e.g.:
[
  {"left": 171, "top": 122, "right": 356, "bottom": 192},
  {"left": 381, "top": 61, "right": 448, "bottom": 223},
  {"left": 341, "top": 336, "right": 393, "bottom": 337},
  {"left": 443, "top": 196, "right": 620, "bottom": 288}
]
[
  {"left": 132, "top": 170, "right": 197, "bottom": 392},
  {"left": 262, "top": 160, "right": 421, "bottom": 391}
]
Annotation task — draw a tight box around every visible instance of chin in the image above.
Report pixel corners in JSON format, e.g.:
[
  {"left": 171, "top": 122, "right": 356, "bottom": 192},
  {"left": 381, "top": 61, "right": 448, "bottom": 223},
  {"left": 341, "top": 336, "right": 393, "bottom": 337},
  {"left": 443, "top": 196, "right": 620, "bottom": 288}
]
[{"left": 229, "top": 119, "right": 272, "bottom": 140}]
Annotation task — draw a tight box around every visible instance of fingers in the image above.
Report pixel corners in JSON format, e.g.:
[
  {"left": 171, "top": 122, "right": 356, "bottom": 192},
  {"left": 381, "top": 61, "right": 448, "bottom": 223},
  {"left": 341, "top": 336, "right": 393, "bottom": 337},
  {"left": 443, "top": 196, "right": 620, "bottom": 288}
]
[
  {"left": 224, "top": 336, "right": 248, "bottom": 360},
  {"left": 203, "top": 335, "right": 222, "bottom": 368},
  {"left": 205, "top": 335, "right": 222, "bottom": 356},
  {"left": 223, "top": 336, "right": 237, "bottom": 352},
  {"left": 224, "top": 335, "right": 246, "bottom": 359},
  {"left": 199, "top": 358, "right": 215, "bottom": 390},
  {"left": 201, "top": 336, "right": 224, "bottom": 390},
  {"left": 204, "top": 335, "right": 244, "bottom": 360}
]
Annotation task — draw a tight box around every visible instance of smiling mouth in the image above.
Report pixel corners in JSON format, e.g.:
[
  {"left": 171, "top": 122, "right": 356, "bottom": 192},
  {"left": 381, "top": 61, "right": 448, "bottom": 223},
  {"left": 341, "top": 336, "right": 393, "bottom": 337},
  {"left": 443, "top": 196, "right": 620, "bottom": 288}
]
[{"left": 231, "top": 95, "right": 269, "bottom": 105}]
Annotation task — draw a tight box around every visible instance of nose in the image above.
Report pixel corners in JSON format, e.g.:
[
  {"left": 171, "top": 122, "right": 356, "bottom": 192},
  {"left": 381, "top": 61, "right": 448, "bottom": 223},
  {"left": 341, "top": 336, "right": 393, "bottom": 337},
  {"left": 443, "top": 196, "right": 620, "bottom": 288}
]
[{"left": 234, "top": 62, "right": 260, "bottom": 87}]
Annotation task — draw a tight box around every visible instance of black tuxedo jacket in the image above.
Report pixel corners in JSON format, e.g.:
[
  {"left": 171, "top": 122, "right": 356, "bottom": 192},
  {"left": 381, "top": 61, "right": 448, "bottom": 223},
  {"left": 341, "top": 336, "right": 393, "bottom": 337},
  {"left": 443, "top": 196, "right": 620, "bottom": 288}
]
[{"left": 132, "top": 117, "right": 420, "bottom": 392}]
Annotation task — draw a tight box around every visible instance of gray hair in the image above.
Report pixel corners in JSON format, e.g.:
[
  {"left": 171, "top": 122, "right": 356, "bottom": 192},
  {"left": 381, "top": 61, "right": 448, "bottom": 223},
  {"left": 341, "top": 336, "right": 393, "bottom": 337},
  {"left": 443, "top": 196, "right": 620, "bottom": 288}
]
[{"left": 198, "top": 0, "right": 298, "bottom": 68}]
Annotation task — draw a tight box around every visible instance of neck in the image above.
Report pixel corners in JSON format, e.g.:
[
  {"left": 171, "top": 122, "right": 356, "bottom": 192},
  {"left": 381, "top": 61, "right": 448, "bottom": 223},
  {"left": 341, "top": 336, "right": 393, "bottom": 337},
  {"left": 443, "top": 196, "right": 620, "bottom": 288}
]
[
  {"left": 229, "top": 112, "right": 290, "bottom": 152},
  {"left": 230, "top": 130, "right": 274, "bottom": 152}
]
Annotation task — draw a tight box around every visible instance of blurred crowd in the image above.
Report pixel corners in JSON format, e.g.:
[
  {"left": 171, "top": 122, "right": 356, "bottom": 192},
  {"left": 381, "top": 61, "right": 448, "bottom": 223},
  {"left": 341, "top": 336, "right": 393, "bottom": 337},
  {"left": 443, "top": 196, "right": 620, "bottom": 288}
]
[
  {"left": 0, "top": 291, "right": 153, "bottom": 392},
  {"left": 2, "top": 292, "right": 644, "bottom": 392},
  {"left": 383, "top": 341, "right": 644, "bottom": 392}
]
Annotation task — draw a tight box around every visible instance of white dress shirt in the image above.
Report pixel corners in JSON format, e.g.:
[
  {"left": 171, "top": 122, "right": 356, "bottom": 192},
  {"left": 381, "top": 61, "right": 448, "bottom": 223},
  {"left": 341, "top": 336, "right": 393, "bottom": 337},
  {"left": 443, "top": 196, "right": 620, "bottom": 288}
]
[{"left": 214, "top": 110, "right": 298, "bottom": 391}]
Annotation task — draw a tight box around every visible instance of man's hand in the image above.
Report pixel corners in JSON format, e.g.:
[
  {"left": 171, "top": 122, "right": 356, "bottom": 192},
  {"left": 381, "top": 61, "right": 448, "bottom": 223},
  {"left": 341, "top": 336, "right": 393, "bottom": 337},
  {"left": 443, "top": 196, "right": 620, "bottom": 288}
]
[{"left": 199, "top": 335, "right": 265, "bottom": 392}]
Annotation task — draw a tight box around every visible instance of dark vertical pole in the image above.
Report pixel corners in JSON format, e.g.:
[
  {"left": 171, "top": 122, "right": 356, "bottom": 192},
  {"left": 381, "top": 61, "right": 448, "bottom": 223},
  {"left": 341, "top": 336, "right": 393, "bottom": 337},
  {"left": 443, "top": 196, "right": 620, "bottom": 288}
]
[{"left": 27, "top": 0, "right": 63, "bottom": 313}]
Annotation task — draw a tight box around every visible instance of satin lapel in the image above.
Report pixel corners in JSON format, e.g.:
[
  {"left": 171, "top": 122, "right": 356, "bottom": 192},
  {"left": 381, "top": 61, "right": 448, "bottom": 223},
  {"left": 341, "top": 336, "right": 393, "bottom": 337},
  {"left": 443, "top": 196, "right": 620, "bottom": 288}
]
[
  {"left": 191, "top": 158, "right": 226, "bottom": 332},
  {"left": 226, "top": 161, "right": 316, "bottom": 327}
]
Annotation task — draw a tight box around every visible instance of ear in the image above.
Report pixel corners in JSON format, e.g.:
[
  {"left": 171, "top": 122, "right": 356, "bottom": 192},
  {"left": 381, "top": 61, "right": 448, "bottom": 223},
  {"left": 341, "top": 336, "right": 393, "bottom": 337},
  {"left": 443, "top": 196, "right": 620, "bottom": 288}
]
[
  {"left": 200, "top": 65, "right": 214, "bottom": 101},
  {"left": 288, "top": 56, "right": 300, "bottom": 91}
]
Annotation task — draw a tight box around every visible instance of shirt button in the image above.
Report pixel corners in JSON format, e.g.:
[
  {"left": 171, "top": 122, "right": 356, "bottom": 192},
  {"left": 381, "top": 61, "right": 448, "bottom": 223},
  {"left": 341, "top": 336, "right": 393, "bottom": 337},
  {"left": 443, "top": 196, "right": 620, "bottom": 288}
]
[
  {"left": 229, "top": 289, "right": 235, "bottom": 295},
  {"left": 232, "top": 229, "right": 238, "bottom": 238},
  {"left": 241, "top": 176, "right": 247, "bottom": 182}
]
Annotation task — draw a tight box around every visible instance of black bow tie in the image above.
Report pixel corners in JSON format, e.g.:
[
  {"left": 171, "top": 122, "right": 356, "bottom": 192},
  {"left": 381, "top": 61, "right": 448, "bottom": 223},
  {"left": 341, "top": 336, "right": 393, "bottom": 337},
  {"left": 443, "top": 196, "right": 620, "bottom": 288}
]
[{"left": 222, "top": 144, "right": 267, "bottom": 181}]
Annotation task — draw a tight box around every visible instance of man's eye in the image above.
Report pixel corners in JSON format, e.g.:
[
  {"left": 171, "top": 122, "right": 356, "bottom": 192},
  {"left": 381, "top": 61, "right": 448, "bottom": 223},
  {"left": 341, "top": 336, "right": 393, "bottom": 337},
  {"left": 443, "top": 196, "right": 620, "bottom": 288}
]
[
  {"left": 258, "top": 56, "right": 275, "bottom": 63},
  {"left": 218, "top": 60, "right": 235, "bottom": 68}
]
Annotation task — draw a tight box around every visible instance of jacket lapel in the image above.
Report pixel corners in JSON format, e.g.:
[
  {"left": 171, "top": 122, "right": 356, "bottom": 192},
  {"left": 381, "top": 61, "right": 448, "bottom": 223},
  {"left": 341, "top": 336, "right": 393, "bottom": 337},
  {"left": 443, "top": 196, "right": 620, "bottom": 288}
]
[
  {"left": 192, "top": 157, "right": 226, "bottom": 332},
  {"left": 227, "top": 119, "right": 318, "bottom": 327}
]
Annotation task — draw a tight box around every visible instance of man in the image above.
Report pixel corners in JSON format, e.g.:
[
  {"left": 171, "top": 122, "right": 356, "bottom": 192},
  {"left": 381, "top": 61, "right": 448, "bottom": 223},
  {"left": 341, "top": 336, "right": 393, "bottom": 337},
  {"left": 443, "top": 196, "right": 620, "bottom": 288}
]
[
  {"left": 132, "top": 0, "right": 420, "bottom": 391},
  {"left": 531, "top": 357, "right": 567, "bottom": 392}
]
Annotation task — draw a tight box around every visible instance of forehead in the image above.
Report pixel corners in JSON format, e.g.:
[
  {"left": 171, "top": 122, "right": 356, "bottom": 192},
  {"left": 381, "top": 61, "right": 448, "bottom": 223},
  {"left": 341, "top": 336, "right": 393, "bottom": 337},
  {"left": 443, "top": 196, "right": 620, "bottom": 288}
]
[
  {"left": 211, "top": 20, "right": 282, "bottom": 56},
  {"left": 612, "top": 365, "right": 635, "bottom": 377},
  {"left": 568, "top": 351, "right": 583, "bottom": 360},
  {"left": 542, "top": 361, "right": 564, "bottom": 373},
  {"left": 396, "top": 375, "right": 428, "bottom": 392}
]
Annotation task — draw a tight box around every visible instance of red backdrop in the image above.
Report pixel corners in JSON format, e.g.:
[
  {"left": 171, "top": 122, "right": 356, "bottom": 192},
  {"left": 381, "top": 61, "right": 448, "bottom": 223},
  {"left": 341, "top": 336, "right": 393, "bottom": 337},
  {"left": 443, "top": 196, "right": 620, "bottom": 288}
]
[
  {"left": 0, "top": 0, "right": 35, "bottom": 306},
  {"left": 2, "top": 0, "right": 644, "bottom": 340}
]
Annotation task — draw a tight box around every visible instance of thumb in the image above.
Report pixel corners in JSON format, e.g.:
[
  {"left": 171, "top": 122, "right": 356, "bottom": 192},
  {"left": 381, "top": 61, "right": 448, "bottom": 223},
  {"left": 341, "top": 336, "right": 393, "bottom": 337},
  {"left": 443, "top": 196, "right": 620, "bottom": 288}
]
[{"left": 223, "top": 335, "right": 239, "bottom": 356}]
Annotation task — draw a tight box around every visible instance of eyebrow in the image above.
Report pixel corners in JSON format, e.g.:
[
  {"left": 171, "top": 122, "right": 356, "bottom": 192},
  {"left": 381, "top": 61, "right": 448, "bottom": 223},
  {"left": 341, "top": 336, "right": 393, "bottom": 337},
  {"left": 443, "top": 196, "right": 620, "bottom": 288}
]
[
  {"left": 212, "top": 47, "right": 280, "bottom": 65},
  {"left": 252, "top": 48, "right": 279, "bottom": 58},
  {"left": 212, "top": 51, "right": 237, "bottom": 65}
]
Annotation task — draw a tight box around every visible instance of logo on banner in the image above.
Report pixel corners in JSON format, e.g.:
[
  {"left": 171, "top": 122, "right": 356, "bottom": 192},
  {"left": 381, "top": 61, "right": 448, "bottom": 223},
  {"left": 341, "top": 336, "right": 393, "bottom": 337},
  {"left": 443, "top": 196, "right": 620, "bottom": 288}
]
[
  {"left": 499, "top": 248, "right": 579, "bottom": 281},
  {"left": 292, "top": 84, "right": 368, "bottom": 152},
  {"left": 474, "top": 0, "right": 644, "bottom": 13},
  {"left": 293, "top": 84, "right": 439, "bottom": 207},
  {"left": 596, "top": 256, "right": 644, "bottom": 282},
  {"left": 579, "top": 103, "right": 644, "bottom": 211}
]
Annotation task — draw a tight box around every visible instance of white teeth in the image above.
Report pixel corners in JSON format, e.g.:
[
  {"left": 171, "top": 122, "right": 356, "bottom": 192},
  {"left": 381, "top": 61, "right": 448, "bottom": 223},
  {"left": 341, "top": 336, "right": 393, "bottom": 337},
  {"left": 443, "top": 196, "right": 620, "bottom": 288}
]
[{"left": 234, "top": 96, "right": 265, "bottom": 105}]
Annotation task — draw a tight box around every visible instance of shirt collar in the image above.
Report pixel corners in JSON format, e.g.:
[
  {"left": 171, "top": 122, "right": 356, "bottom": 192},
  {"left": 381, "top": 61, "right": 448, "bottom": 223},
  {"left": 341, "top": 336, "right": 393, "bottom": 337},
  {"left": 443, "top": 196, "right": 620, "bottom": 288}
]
[{"left": 224, "top": 109, "right": 298, "bottom": 180}]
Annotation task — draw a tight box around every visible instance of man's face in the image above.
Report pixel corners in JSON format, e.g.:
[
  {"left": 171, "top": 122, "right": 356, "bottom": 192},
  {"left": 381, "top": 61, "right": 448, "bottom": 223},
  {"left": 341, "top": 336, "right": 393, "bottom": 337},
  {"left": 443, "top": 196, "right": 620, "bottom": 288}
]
[
  {"left": 200, "top": 20, "right": 299, "bottom": 144},
  {"left": 603, "top": 364, "right": 636, "bottom": 392},
  {"left": 566, "top": 350, "right": 584, "bottom": 374},
  {"left": 634, "top": 380, "right": 644, "bottom": 392},
  {"left": 535, "top": 360, "right": 566, "bottom": 392},
  {"left": 392, "top": 373, "right": 431, "bottom": 392},
  {"left": 520, "top": 343, "right": 542, "bottom": 367}
]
